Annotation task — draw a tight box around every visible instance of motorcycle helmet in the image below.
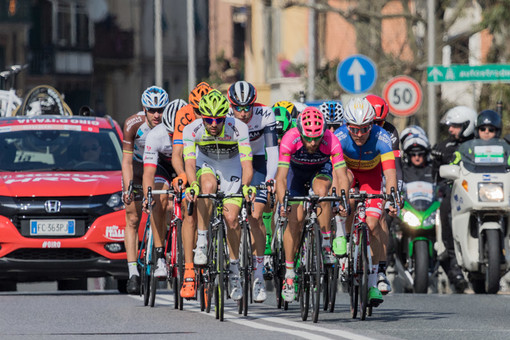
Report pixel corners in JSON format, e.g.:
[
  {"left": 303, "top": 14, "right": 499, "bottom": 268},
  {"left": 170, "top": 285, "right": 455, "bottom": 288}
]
[
  {"left": 475, "top": 109, "right": 502, "bottom": 138},
  {"left": 403, "top": 133, "right": 430, "bottom": 165},
  {"left": 400, "top": 125, "right": 427, "bottom": 146},
  {"left": 440, "top": 106, "right": 477, "bottom": 138}
]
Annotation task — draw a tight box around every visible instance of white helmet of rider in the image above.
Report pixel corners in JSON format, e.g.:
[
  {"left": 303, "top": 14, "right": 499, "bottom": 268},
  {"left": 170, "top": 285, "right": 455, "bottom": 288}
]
[
  {"left": 403, "top": 133, "right": 430, "bottom": 153},
  {"left": 163, "top": 99, "right": 187, "bottom": 133},
  {"left": 344, "top": 97, "right": 375, "bottom": 126},
  {"left": 440, "top": 106, "right": 477, "bottom": 138},
  {"left": 400, "top": 125, "right": 427, "bottom": 146}
]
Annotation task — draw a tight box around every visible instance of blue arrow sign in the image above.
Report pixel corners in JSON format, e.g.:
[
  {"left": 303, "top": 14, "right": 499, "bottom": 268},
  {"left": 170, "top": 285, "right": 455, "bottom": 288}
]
[{"left": 337, "top": 54, "right": 377, "bottom": 94}]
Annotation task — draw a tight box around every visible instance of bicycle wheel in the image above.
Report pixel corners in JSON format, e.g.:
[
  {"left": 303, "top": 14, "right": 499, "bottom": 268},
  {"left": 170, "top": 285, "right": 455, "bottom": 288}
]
[
  {"left": 299, "top": 234, "right": 310, "bottom": 321},
  {"left": 323, "top": 266, "right": 329, "bottom": 312},
  {"left": 348, "top": 231, "right": 358, "bottom": 319},
  {"left": 273, "top": 223, "right": 284, "bottom": 309},
  {"left": 238, "top": 220, "right": 251, "bottom": 316},
  {"left": 216, "top": 222, "right": 226, "bottom": 321},
  {"left": 328, "top": 264, "right": 339, "bottom": 312},
  {"left": 311, "top": 224, "right": 322, "bottom": 323},
  {"left": 360, "top": 225, "right": 369, "bottom": 320},
  {"left": 176, "top": 218, "right": 184, "bottom": 310},
  {"left": 169, "top": 225, "right": 179, "bottom": 310},
  {"left": 149, "top": 245, "right": 157, "bottom": 308}
]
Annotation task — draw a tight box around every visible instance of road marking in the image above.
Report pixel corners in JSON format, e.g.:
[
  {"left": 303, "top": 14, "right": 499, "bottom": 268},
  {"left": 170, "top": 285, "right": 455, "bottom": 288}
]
[{"left": 130, "top": 294, "right": 378, "bottom": 340}]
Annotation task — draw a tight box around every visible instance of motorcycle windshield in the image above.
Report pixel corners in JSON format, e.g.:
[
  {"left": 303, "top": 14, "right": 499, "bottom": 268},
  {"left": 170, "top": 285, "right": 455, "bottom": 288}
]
[
  {"left": 462, "top": 144, "right": 508, "bottom": 173},
  {"left": 405, "top": 181, "right": 434, "bottom": 206},
  {"left": 409, "top": 199, "right": 433, "bottom": 211}
]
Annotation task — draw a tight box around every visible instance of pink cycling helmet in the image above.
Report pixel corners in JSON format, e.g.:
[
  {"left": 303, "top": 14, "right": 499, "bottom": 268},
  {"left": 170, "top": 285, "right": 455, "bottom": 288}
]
[{"left": 297, "top": 106, "right": 326, "bottom": 138}]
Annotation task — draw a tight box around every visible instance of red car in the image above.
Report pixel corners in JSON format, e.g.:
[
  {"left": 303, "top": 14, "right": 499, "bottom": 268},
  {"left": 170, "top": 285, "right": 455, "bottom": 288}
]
[{"left": 0, "top": 115, "right": 129, "bottom": 291}]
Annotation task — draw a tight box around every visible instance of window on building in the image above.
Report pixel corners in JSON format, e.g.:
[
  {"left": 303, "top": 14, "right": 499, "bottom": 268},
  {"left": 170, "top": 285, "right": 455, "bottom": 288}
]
[{"left": 55, "top": 1, "right": 91, "bottom": 49}]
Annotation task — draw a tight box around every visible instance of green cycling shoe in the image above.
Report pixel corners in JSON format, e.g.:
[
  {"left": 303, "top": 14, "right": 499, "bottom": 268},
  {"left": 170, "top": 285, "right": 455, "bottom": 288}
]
[
  {"left": 368, "top": 287, "right": 384, "bottom": 307},
  {"left": 332, "top": 236, "right": 347, "bottom": 257}
]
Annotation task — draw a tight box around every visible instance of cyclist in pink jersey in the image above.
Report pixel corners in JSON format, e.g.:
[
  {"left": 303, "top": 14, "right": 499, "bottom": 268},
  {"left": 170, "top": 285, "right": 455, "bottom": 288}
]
[{"left": 275, "top": 107, "right": 349, "bottom": 302}]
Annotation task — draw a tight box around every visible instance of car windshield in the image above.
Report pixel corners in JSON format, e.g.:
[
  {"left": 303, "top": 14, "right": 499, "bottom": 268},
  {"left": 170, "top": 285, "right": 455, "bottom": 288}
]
[{"left": 0, "top": 128, "right": 122, "bottom": 172}]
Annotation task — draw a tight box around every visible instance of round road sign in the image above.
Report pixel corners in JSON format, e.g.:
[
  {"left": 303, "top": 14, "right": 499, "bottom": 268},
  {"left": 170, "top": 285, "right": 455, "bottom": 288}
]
[{"left": 383, "top": 76, "right": 422, "bottom": 116}]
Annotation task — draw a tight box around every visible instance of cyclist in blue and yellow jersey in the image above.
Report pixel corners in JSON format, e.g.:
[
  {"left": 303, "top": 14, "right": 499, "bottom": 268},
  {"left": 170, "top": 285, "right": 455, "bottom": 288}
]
[
  {"left": 227, "top": 81, "right": 278, "bottom": 303},
  {"left": 183, "top": 90, "right": 256, "bottom": 302},
  {"left": 333, "top": 97, "right": 398, "bottom": 307}
]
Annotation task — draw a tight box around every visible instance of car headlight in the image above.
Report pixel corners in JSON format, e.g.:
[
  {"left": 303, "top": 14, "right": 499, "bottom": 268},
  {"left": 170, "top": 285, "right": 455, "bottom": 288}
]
[
  {"left": 403, "top": 211, "right": 420, "bottom": 227},
  {"left": 478, "top": 182, "right": 504, "bottom": 202},
  {"left": 424, "top": 212, "right": 436, "bottom": 227},
  {"left": 107, "top": 192, "right": 123, "bottom": 211}
]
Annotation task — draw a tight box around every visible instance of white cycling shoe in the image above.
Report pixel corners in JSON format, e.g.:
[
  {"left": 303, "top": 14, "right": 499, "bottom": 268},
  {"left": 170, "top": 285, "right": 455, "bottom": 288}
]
[
  {"left": 253, "top": 278, "right": 267, "bottom": 303},
  {"left": 377, "top": 272, "right": 392, "bottom": 294},
  {"left": 229, "top": 275, "right": 243, "bottom": 301},
  {"left": 193, "top": 244, "right": 208, "bottom": 265},
  {"left": 154, "top": 258, "right": 167, "bottom": 278}
]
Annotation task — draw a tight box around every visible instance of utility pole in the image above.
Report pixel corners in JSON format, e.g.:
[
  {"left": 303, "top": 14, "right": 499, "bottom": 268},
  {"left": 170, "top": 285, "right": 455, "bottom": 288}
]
[
  {"left": 154, "top": 0, "right": 163, "bottom": 87},
  {"left": 307, "top": 0, "right": 316, "bottom": 101},
  {"left": 427, "top": 0, "right": 437, "bottom": 145},
  {"left": 187, "top": 0, "right": 196, "bottom": 92}
]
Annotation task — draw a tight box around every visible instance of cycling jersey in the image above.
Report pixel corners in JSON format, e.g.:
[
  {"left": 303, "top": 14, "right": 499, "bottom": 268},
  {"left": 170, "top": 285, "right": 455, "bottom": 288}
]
[
  {"left": 122, "top": 111, "right": 151, "bottom": 163},
  {"left": 172, "top": 104, "right": 196, "bottom": 145},
  {"left": 334, "top": 124, "right": 395, "bottom": 172},
  {"left": 143, "top": 123, "right": 175, "bottom": 185},
  {"left": 380, "top": 120, "right": 403, "bottom": 192},
  {"left": 278, "top": 128, "right": 345, "bottom": 170}
]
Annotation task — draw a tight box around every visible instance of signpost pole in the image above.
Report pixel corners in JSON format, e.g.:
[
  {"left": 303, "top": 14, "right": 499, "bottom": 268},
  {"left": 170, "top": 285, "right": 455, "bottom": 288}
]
[{"left": 427, "top": 0, "right": 437, "bottom": 145}]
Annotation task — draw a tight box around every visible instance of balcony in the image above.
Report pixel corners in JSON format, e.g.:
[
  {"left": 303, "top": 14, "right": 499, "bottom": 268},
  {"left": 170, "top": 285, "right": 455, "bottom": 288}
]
[{"left": 29, "top": 47, "right": 93, "bottom": 75}]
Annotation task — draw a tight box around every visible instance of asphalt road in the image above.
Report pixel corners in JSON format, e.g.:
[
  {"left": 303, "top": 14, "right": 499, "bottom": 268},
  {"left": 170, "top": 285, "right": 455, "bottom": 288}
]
[{"left": 1, "top": 282, "right": 510, "bottom": 340}]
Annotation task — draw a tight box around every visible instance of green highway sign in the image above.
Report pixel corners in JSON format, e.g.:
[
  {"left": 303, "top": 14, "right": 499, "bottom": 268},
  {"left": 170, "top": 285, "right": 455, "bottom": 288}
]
[{"left": 427, "top": 64, "right": 510, "bottom": 83}]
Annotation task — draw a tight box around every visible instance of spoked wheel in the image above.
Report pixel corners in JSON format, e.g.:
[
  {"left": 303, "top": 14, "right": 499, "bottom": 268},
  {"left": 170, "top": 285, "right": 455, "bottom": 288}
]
[
  {"left": 176, "top": 219, "right": 184, "bottom": 310},
  {"left": 238, "top": 222, "right": 252, "bottom": 316},
  {"left": 323, "top": 266, "right": 330, "bottom": 312},
  {"left": 359, "top": 227, "right": 369, "bottom": 320},
  {"left": 273, "top": 228, "right": 285, "bottom": 309},
  {"left": 299, "top": 235, "right": 310, "bottom": 321},
  {"left": 311, "top": 225, "right": 322, "bottom": 323},
  {"left": 216, "top": 224, "right": 226, "bottom": 321},
  {"left": 172, "top": 276, "right": 179, "bottom": 309},
  {"left": 348, "top": 232, "right": 358, "bottom": 319},
  {"left": 327, "top": 265, "right": 338, "bottom": 313},
  {"left": 149, "top": 247, "right": 157, "bottom": 308}
]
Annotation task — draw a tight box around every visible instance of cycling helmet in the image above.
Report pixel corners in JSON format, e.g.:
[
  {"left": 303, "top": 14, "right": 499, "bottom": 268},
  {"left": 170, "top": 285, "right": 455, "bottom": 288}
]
[
  {"left": 475, "top": 109, "right": 502, "bottom": 138},
  {"left": 344, "top": 97, "right": 375, "bottom": 126},
  {"left": 163, "top": 99, "right": 187, "bottom": 133},
  {"left": 319, "top": 101, "right": 344, "bottom": 125},
  {"left": 273, "top": 100, "right": 298, "bottom": 118},
  {"left": 296, "top": 106, "right": 326, "bottom": 138},
  {"left": 273, "top": 106, "right": 293, "bottom": 138},
  {"left": 228, "top": 81, "right": 257, "bottom": 106},
  {"left": 365, "top": 94, "right": 389, "bottom": 121},
  {"left": 189, "top": 82, "right": 212, "bottom": 109},
  {"left": 400, "top": 125, "right": 427, "bottom": 146},
  {"left": 141, "top": 86, "right": 169, "bottom": 109},
  {"left": 440, "top": 106, "right": 477, "bottom": 138},
  {"left": 198, "top": 89, "right": 230, "bottom": 117}
]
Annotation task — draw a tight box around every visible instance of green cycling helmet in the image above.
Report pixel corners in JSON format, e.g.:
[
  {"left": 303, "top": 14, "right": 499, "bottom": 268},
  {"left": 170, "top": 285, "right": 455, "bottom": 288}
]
[
  {"left": 273, "top": 106, "right": 293, "bottom": 138},
  {"left": 199, "top": 89, "right": 229, "bottom": 117}
]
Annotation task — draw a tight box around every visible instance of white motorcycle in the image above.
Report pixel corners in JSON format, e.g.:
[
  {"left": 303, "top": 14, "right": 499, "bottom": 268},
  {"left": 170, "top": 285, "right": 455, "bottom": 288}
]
[{"left": 440, "top": 143, "right": 510, "bottom": 294}]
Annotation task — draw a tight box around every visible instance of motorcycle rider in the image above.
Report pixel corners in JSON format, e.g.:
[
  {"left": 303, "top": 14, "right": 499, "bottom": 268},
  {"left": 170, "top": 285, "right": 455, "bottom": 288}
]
[{"left": 431, "top": 106, "right": 476, "bottom": 293}]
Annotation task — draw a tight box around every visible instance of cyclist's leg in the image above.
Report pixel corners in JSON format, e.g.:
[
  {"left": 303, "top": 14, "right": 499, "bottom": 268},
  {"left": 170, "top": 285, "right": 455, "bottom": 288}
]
[
  {"left": 224, "top": 203, "right": 242, "bottom": 301},
  {"left": 181, "top": 196, "right": 197, "bottom": 299},
  {"left": 151, "top": 167, "right": 172, "bottom": 277},
  {"left": 125, "top": 164, "right": 143, "bottom": 294},
  {"left": 312, "top": 163, "right": 334, "bottom": 263},
  {"left": 194, "top": 165, "right": 216, "bottom": 265}
]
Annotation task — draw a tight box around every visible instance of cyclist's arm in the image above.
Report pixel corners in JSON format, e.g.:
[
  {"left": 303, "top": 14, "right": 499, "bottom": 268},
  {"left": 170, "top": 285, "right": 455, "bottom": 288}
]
[
  {"left": 171, "top": 144, "right": 185, "bottom": 176},
  {"left": 262, "top": 111, "right": 279, "bottom": 181},
  {"left": 122, "top": 151, "right": 134, "bottom": 195},
  {"left": 142, "top": 165, "right": 156, "bottom": 201},
  {"left": 182, "top": 128, "right": 197, "bottom": 186},
  {"left": 237, "top": 121, "right": 254, "bottom": 186},
  {"left": 265, "top": 145, "right": 279, "bottom": 181},
  {"left": 275, "top": 166, "right": 289, "bottom": 206}
]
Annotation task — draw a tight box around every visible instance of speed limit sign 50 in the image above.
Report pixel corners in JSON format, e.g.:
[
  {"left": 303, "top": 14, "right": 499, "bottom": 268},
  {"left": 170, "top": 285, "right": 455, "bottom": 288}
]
[{"left": 383, "top": 76, "right": 423, "bottom": 116}]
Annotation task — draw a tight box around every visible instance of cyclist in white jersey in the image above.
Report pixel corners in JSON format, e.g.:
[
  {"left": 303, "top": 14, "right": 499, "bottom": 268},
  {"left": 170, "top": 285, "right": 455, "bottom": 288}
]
[
  {"left": 183, "top": 90, "right": 256, "bottom": 302},
  {"left": 122, "top": 86, "right": 169, "bottom": 294},
  {"left": 227, "top": 80, "right": 278, "bottom": 302},
  {"left": 142, "top": 99, "right": 186, "bottom": 278}
]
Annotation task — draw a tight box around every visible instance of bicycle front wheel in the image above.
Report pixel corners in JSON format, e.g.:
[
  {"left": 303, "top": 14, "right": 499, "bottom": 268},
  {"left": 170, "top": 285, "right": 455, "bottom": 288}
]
[
  {"left": 149, "top": 245, "right": 157, "bottom": 308},
  {"left": 311, "top": 224, "right": 322, "bottom": 323},
  {"left": 216, "top": 223, "right": 226, "bottom": 321},
  {"left": 348, "top": 231, "right": 358, "bottom": 319},
  {"left": 360, "top": 225, "right": 369, "bottom": 320},
  {"left": 299, "top": 234, "right": 310, "bottom": 321},
  {"left": 176, "top": 219, "right": 184, "bottom": 310},
  {"left": 238, "top": 221, "right": 251, "bottom": 316}
]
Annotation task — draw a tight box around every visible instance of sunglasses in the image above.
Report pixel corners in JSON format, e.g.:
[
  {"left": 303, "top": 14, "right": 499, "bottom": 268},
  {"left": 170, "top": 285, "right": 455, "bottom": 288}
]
[
  {"left": 203, "top": 116, "right": 226, "bottom": 125},
  {"left": 347, "top": 124, "right": 372, "bottom": 135},
  {"left": 409, "top": 152, "right": 425, "bottom": 157},
  {"left": 147, "top": 107, "right": 165, "bottom": 113},
  {"left": 301, "top": 135, "right": 322, "bottom": 143},
  {"left": 328, "top": 123, "right": 342, "bottom": 130},
  {"left": 81, "top": 145, "right": 100, "bottom": 153},
  {"left": 479, "top": 126, "right": 496, "bottom": 133},
  {"left": 235, "top": 105, "right": 252, "bottom": 112}
]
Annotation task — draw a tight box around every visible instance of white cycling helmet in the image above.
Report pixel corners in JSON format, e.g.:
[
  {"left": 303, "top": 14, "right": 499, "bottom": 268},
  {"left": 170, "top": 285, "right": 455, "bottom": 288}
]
[
  {"left": 440, "top": 106, "right": 477, "bottom": 138},
  {"left": 163, "top": 99, "right": 187, "bottom": 133},
  {"left": 141, "top": 86, "right": 169, "bottom": 109},
  {"left": 319, "top": 101, "right": 344, "bottom": 125},
  {"left": 400, "top": 125, "right": 427, "bottom": 145},
  {"left": 344, "top": 97, "right": 375, "bottom": 126}
]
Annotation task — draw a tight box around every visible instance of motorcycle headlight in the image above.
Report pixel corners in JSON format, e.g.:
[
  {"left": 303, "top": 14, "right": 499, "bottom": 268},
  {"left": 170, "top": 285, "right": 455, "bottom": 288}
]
[
  {"left": 424, "top": 212, "right": 436, "bottom": 226},
  {"left": 107, "top": 192, "right": 124, "bottom": 211},
  {"left": 478, "top": 182, "right": 504, "bottom": 202},
  {"left": 403, "top": 211, "right": 420, "bottom": 227}
]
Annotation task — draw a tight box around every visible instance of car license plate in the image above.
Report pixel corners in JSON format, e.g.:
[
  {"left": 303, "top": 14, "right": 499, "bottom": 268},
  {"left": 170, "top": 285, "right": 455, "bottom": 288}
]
[{"left": 30, "top": 219, "right": 75, "bottom": 236}]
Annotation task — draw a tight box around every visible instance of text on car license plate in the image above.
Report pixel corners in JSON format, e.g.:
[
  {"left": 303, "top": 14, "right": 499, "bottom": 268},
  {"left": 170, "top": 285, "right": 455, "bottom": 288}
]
[{"left": 30, "top": 220, "right": 76, "bottom": 236}]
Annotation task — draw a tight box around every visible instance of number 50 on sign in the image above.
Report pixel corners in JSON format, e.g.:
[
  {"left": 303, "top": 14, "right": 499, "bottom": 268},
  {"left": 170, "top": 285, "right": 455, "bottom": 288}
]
[{"left": 383, "top": 76, "right": 423, "bottom": 117}]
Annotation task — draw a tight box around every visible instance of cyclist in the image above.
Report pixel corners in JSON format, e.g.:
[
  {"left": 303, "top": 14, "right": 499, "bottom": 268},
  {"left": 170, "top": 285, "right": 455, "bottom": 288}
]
[
  {"left": 275, "top": 107, "right": 349, "bottom": 302},
  {"left": 227, "top": 80, "right": 278, "bottom": 302},
  {"left": 273, "top": 100, "right": 299, "bottom": 120},
  {"left": 183, "top": 89, "right": 256, "bottom": 302},
  {"left": 431, "top": 106, "right": 476, "bottom": 293},
  {"left": 122, "top": 85, "right": 169, "bottom": 294},
  {"left": 273, "top": 105, "right": 296, "bottom": 142},
  {"left": 142, "top": 99, "right": 187, "bottom": 278},
  {"left": 171, "top": 81, "right": 212, "bottom": 298},
  {"left": 365, "top": 94, "right": 402, "bottom": 295},
  {"left": 333, "top": 97, "right": 398, "bottom": 307},
  {"left": 319, "top": 100, "right": 344, "bottom": 131}
]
